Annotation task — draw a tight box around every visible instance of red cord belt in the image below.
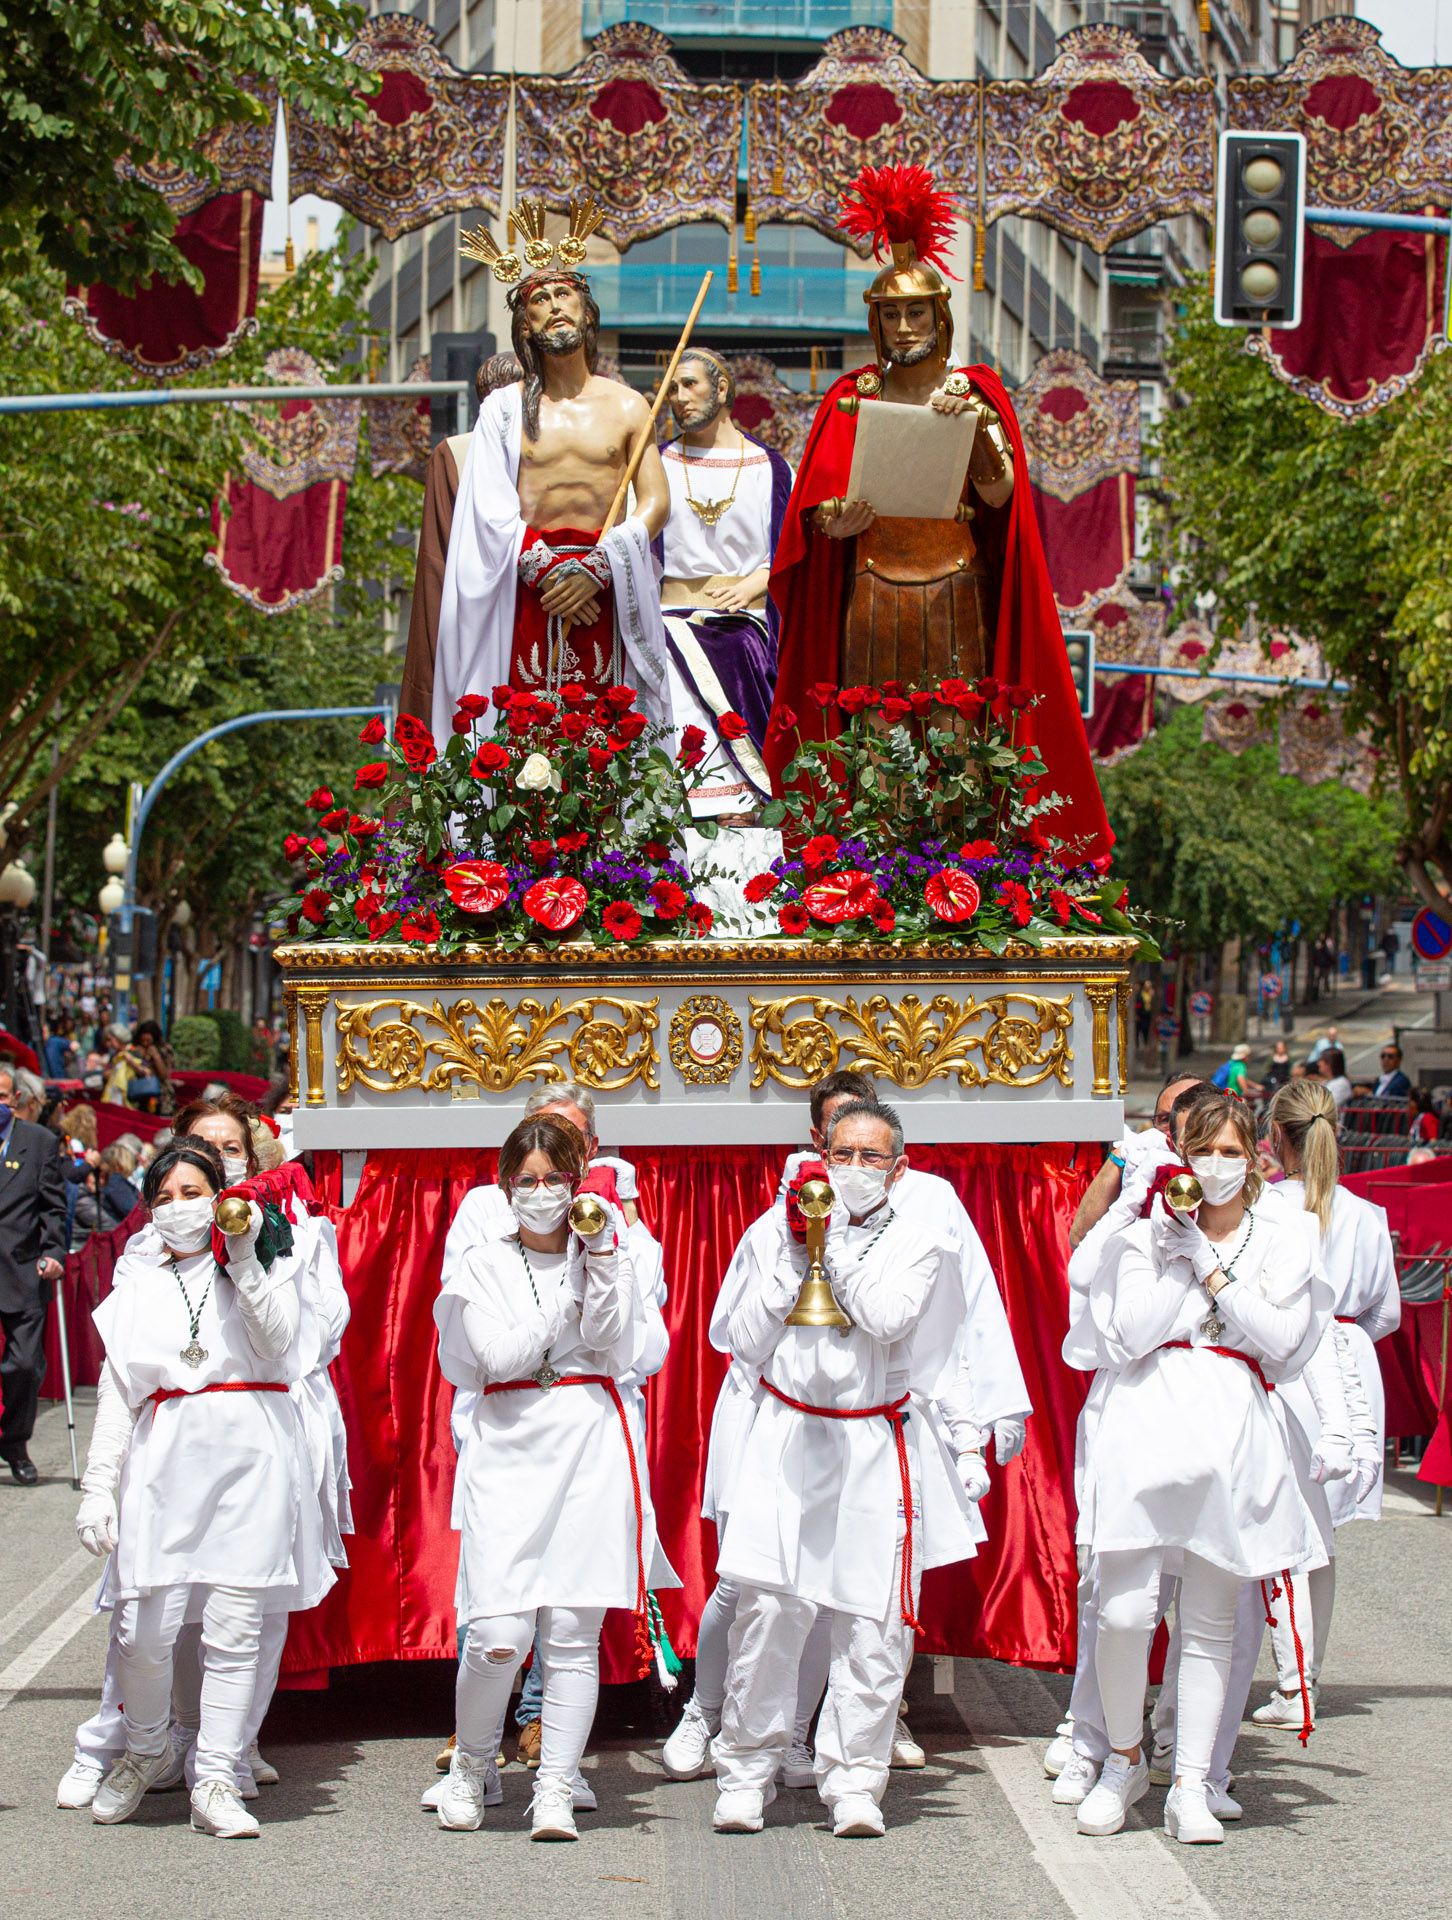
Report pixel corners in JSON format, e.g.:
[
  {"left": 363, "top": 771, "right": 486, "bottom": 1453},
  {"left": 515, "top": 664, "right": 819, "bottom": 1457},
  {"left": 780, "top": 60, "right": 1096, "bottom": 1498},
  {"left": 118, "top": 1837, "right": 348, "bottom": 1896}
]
[
  {"left": 1334, "top": 1316, "right": 1359, "bottom": 1326},
  {"left": 483, "top": 1373, "right": 651, "bottom": 1678},
  {"left": 1160, "top": 1341, "right": 1274, "bottom": 1395},
  {"left": 758, "top": 1376, "right": 923, "bottom": 1635},
  {"left": 149, "top": 1381, "right": 290, "bottom": 1407}
]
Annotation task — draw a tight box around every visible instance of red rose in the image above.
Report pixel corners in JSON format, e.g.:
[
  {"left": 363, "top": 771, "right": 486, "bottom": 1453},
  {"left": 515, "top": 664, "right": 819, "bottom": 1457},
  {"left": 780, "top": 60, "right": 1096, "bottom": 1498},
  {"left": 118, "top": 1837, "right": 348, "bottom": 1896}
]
[
  {"left": 469, "top": 742, "right": 511, "bottom": 777},
  {"left": 677, "top": 725, "right": 706, "bottom": 761},
  {"left": 367, "top": 911, "right": 400, "bottom": 942},
  {"left": 614, "top": 711, "right": 648, "bottom": 742},
  {"left": 354, "top": 762, "right": 389, "bottom": 790},
  {"left": 300, "top": 888, "right": 331, "bottom": 926},
  {"left": 306, "top": 787, "right": 333, "bottom": 810},
  {"left": 996, "top": 880, "right": 1033, "bottom": 928},
  {"left": 442, "top": 859, "right": 511, "bottom": 914},
  {"left": 318, "top": 807, "right": 348, "bottom": 832},
  {"left": 908, "top": 690, "right": 934, "bottom": 716},
  {"left": 800, "top": 833, "right": 840, "bottom": 871},
  {"left": 533, "top": 700, "right": 558, "bottom": 722},
  {"left": 522, "top": 875, "right": 588, "bottom": 933},
  {"left": 559, "top": 713, "right": 588, "bottom": 741},
  {"left": 802, "top": 870, "right": 880, "bottom": 923},
  {"left": 648, "top": 879, "right": 687, "bottom": 921},
  {"left": 283, "top": 833, "right": 307, "bottom": 861},
  {"left": 837, "top": 686, "right": 877, "bottom": 715},
  {"left": 777, "top": 902, "right": 809, "bottom": 936},
  {"left": 686, "top": 901, "right": 714, "bottom": 937},
  {"left": 924, "top": 868, "right": 983, "bottom": 924},
  {"left": 718, "top": 710, "right": 749, "bottom": 741},
  {"left": 936, "top": 679, "right": 972, "bottom": 706},
  {"left": 559, "top": 682, "right": 589, "bottom": 708},
  {"left": 644, "top": 841, "right": 670, "bottom": 861},
  {"left": 881, "top": 696, "right": 912, "bottom": 724},
  {"left": 527, "top": 839, "right": 556, "bottom": 866},
  {"left": 679, "top": 748, "right": 704, "bottom": 771},
  {"left": 588, "top": 744, "right": 614, "bottom": 773},
  {"left": 347, "top": 815, "right": 381, "bottom": 838},
  {"left": 507, "top": 706, "right": 537, "bottom": 736},
  {"left": 402, "top": 736, "right": 437, "bottom": 772},
  {"left": 977, "top": 677, "right": 1001, "bottom": 701},
  {"left": 605, "top": 684, "right": 636, "bottom": 710},
  {"left": 492, "top": 685, "right": 515, "bottom": 709},
  {"left": 807, "top": 682, "right": 838, "bottom": 708},
  {"left": 602, "top": 900, "right": 642, "bottom": 942},
  {"left": 358, "top": 716, "right": 386, "bottom": 746},
  {"left": 871, "top": 902, "right": 897, "bottom": 934},
  {"left": 557, "top": 831, "right": 590, "bottom": 853},
  {"left": 451, "top": 711, "right": 475, "bottom": 735},
  {"left": 308, "top": 836, "right": 327, "bottom": 858},
  {"left": 400, "top": 909, "right": 441, "bottom": 943},
  {"left": 959, "top": 839, "right": 998, "bottom": 861},
  {"left": 395, "top": 712, "right": 432, "bottom": 750},
  {"left": 742, "top": 873, "right": 779, "bottom": 903},
  {"left": 774, "top": 705, "right": 798, "bottom": 731},
  {"left": 455, "top": 694, "right": 490, "bottom": 718}
]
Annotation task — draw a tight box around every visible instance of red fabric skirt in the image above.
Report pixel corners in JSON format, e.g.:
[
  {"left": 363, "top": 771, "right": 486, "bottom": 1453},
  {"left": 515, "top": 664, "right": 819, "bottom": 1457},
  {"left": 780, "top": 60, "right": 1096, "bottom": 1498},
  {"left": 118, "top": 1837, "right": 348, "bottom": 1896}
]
[{"left": 510, "top": 526, "right": 614, "bottom": 699}]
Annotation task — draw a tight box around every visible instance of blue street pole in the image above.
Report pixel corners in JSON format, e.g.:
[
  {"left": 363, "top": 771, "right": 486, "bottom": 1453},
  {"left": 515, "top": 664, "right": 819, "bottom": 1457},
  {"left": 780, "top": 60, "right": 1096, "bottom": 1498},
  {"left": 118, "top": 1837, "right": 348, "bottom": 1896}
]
[{"left": 114, "top": 705, "right": 385, "bottom": 1028}]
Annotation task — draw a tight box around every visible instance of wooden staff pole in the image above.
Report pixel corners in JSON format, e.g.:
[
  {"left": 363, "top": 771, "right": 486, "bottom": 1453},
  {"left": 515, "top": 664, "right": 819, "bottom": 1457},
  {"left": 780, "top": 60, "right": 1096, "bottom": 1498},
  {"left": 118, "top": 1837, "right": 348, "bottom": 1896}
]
[{"left": 600, "top": 269, "right": 714, "bottom": 537}]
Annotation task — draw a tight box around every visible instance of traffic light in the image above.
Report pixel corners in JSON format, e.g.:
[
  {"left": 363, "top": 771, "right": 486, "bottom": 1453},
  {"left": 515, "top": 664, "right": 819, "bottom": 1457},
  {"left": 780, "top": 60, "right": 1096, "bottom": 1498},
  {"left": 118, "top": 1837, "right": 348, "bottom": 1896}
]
[
  {"left": 1215, "top": 131, "right": 1306, "bottom": 329},
  {"left": 1062, "top": 628, "right": 1094, "bottom": 720}
]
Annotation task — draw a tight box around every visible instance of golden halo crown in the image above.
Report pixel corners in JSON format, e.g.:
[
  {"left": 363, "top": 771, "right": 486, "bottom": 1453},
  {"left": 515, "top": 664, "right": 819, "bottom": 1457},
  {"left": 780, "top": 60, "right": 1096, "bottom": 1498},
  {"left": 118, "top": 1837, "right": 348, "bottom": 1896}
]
[{"left": 459, "top": 195, "right": 606, "bottom": 284}]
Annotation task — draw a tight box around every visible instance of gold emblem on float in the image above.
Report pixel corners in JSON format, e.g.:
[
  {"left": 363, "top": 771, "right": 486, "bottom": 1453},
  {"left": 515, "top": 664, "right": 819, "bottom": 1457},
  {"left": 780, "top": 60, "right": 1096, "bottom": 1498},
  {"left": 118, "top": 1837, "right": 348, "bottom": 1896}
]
[{"left": 668, "top": 995, "right": 743, "bottom": 1086}]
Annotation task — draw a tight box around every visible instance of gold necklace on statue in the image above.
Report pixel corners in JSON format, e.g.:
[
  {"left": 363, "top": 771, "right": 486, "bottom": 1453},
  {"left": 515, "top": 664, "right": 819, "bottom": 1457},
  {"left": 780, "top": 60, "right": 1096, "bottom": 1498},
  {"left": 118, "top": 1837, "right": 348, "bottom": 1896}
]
[{"left": 680, "top": 434, "right": 748, "bottom": 527}]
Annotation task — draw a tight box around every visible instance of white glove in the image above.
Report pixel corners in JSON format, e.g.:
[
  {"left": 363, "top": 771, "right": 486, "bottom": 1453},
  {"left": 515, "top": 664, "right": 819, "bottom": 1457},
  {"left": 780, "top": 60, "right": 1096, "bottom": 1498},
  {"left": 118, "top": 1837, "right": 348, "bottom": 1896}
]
[
  {"left": 591, "top": 1153, "right": 638, "bottom": 1202},
  {"left": 573, "top": 1212, "right": 617, "bottom": 1256},
  {"left": 993, "top": 1417, "right": 1026, "bottom": 1463},
  {"left": 1352, "top": 1452, "right": 1381, "bottom": 1503},
  {"left": 220, "top": 1199, "right": 265, "bottom": 1262},
  {"left": 1148, "top": 1198, "right": 1198, "bottom": 1281},
  {"left": 76, "top": 1490, "right": 118, "bottom": 1557},
  {"left": 957, "top": 1450, "right": 991, "bottom": 1503},
  {"left": 775, "top": 1150, "right": 816, "bottom": 1204},
  {"left": 1309, "top": 1442, "right": 1355, "bottom": 1484}
]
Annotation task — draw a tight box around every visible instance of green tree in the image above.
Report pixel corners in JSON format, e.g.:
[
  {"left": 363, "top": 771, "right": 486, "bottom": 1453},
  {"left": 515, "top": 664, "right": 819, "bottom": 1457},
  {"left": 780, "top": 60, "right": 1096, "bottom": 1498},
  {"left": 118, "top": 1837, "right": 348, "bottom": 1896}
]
[
  {"left": 0, "top": 1, "right": 371, "bottom": 289},
  {"left": 1156, "top": 279, "right": 1452, "bottom": 909}
]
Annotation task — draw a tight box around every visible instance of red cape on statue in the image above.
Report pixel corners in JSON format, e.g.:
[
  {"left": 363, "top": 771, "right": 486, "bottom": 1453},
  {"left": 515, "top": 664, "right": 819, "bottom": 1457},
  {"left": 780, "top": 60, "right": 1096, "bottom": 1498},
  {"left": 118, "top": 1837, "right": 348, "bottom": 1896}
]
[{"left": 766, "top": 365, "right": 1112, "bottom": 862}]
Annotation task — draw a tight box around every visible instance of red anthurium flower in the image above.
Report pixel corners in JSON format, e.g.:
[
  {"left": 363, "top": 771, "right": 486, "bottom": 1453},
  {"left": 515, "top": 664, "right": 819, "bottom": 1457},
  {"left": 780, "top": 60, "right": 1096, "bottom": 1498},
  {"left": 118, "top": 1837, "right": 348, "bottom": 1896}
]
[
  {"left": 800, "top": 833, "right": 840, "bottom": 871},
  {"left": 442, "top": 860, "right": 511, "bottom": 914},
  {"left": 318, "top": 808, "right": 348, "bottom": 832},
  {"left": 557, "top": 831, "right": 590, "bottom": 854},
  {"left": 602, "top": 900, "right": 642, "bottom": 942},
  {"left": 347, "top": 815, "right": 381, "bottom": 837},
  {"left": 686, "top": 901, "right": 714, "bottom": 937},
  {"left": 1077, "top": 904, "right": 1104, "bottom": 924},
  {"left": 1112, "top": 885, "right": 1129, "bottom": 910},
  {"left": 605, "top": 684, "right": 636, "bottom": 710},
  {"left": 527, "top": 839, "right": 556, "bottom": 866},
  {"left": 997, "top": 880, "right": 1033, "bottom": 928},
  {"left": 300, "top": 889, "right": 331, "bottom": 925},
  {"left": 469, "top": 742, "right": 511, "bottom": 777},
  {"left": 777, "top": 902, "right": 809, "bottom": 936},
  {"left": 455, "top": 693, "right": 490, "bottom": 718},
  {"left": 354, "top": 762, "right": 388, "bottom": 790},
  {"left": 283, "top": 833, "right": 307, "bottom": 862},
  {"left": 522, "top": 875, "right": 587, "bottom": 933},
  {"left": 802, "top": 869, "right": 880, "bottom": 923},
  {"left": 399, "top": 909, "right": 441, "bottom": 943},
  {"left": 718, "top": 710, "right": 749, "bottom": 741},
  {"left": 959, "top": 839, "right": 997, "bottom": 861},
  {"left": 807, "top": 682, "right": 838, "bottom": 707},
  {"left": 306, "top": 787, "right": 333, "bottom": 810},
  {"left": 358, "top": 716, "right": 386, "bottom": 746},
  {"left": 924, "top": 868, "right": 982, "bottom": 924},
  {"left": 742, "top": 873, "right": 779, "bottom": 903},
  {"left": 1092, "top": 851, "right": 1115, "bottom": 873},
  {"left": 649, "top": 879, "right": 687, "bottom": 921}
]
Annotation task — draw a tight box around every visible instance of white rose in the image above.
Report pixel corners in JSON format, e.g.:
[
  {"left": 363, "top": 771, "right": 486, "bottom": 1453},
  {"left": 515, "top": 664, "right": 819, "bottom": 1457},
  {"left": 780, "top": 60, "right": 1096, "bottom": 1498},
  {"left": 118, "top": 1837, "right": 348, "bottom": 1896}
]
[{"left": 515, "top": 752, "right": 558, "bottom": 792}]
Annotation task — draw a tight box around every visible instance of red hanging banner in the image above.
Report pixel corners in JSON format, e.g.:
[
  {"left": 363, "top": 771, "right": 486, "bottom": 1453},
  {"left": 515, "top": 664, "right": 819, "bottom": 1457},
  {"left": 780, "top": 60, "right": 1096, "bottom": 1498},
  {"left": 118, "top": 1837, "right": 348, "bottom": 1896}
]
[{"left": 1020, "top": 350, "right": 1139, "bottom": 622}]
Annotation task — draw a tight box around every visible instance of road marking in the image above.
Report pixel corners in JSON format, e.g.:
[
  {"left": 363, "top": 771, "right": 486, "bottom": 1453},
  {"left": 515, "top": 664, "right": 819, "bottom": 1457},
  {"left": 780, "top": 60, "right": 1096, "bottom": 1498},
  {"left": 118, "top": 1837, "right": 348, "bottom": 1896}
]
[
  {"left": 0, "top": 1547, "right": 92, "bottom": 1656},
  {"left": 0, "top": 1589, "right": 100, "bottom": 1714},
  {"left": 956, "top": 1661, "right": 1220, "bottom": 1920}
]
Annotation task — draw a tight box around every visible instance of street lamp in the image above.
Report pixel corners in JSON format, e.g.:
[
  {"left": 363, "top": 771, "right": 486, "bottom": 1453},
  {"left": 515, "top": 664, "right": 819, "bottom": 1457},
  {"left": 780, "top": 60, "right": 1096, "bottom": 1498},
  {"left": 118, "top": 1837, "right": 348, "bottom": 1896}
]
[
  {"left": 172, "top": 898, "right": 193, "bottom": 928},
  {"left": 0, "top": 862, "right": 35, "bottom": 908},
  {"left": 102, "top": 833, "right": 129, "bottom": 877},
  {"left": 98, "top": 876, "right": 125, "bottom": 915}
]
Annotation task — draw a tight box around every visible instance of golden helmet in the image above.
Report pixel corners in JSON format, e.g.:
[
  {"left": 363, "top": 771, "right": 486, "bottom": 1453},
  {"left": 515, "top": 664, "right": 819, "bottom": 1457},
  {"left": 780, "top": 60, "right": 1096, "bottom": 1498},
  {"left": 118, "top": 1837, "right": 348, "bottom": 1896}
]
[{"left": 841, "top": 164, "right": 960, "bottom": 372}]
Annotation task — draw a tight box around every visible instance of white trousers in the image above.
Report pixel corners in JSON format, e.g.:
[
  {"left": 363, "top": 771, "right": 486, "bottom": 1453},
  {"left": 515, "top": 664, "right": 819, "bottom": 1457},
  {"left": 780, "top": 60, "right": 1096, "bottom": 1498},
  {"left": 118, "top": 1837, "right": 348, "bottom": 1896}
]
[
  {"left": 75, "top": 1625, "right": 126, "bottom": 1771},
  {"left": 694, "top": 1572, "right": 832, "bottom": 1745},
  {"left": 1271, "top": 1561, "right": 1334, "bottom": 1688},
  {"left": 1094, "top": 1548, "right": 1240, "bottom": 1786},
  {"left": 242, "top": 1610, "right": 290, "bottom": 1754},
  {"left": 113, "top": 1585, "right": 264, "bottom": 1787},
  {"left": 714, "top": 1545, "right": 918, "bottom": 1807},
  {"left": 1068, "top": 1558, "right": 1177, "bottom": 1766},
  {"left": 456, "top": 1607, "right": 605, "bottom": 1789}
]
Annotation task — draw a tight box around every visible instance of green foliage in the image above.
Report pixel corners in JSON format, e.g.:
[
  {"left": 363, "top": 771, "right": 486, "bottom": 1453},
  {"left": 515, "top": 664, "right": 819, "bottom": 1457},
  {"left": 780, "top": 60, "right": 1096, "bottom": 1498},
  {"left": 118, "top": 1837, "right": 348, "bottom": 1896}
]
[
  {"left": 1099, "top": 706, "right": 1401, "bottom": 950},
  {"left": 0, "top": 1, "right": 373, "bottom": 289},
  {"left": 169, "top": 1013, "right": 220, "bottom": 1070},
  {"left": 1155, "top": 277, "right": 1451, "bottom": 905},
  {"left": 209, "top": 1008, "right": 254, "bottom": 1074}
]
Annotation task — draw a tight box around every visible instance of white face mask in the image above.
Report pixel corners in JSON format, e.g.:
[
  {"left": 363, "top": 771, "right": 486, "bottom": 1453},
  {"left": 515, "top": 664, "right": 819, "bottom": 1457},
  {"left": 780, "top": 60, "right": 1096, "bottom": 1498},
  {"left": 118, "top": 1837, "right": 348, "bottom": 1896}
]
[
  {"left": 828, "top": 1163, "right": 891, "bottom": 1219},
  {"left": 511, "top": 1186, "right": 571, "bottom": 1234},
  {"left": 220, "top": 1152, "right": 250, "bottom": 1185},
  {"left": 152, "top": 1195, "right": 214, "bottom": 1253},
  {"left": 1189, "top": 1153, "right": 1248, "bottom": 1206}
]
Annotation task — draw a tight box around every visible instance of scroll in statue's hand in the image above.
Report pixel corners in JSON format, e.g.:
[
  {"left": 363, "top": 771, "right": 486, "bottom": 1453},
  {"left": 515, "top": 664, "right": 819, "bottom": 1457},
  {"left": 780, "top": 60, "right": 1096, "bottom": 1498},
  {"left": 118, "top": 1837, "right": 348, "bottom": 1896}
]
[{"left": 816, "top": 499, "right": 876, "bottom": 540}]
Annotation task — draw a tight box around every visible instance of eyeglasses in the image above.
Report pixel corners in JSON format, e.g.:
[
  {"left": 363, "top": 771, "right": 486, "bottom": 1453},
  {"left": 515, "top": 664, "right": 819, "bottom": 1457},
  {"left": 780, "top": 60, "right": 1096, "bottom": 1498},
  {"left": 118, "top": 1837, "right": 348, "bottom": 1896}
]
[
  {"left": 826, "top": 1147, "right": 897, "bottom": 1169},
  {"left": 511, "top": 1173, "right": 572, "bottom": 1194}
]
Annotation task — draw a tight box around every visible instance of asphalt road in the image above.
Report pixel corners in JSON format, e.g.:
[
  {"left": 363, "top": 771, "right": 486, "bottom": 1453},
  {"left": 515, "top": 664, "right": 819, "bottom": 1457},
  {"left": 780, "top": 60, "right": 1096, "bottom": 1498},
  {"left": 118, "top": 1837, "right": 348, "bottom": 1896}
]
[{"left": 3, "top": 1396, "right": 1448, "bottom": 1920}]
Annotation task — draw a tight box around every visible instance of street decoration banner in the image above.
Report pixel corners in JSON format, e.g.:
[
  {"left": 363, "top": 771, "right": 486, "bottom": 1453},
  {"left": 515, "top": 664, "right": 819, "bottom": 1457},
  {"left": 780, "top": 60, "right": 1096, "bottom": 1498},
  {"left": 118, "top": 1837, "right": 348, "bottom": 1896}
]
[
  {"left": 1278, "top": 694, "right": 1377, "bottom": 794},
  {"left": 119, "top": 84, "right": 277, "bottom": 215},
  {"left": 1085, "top": 587, "right": 1163, "bottom": 763},
  {"left": 207, "top": 349, "right": 361, "bottom": 614},
  {"left": 365, "top": 354, "right": 433, "bottom": 482},
  {"left": 1230, "top": 20, "right": 1452, "bottom": 418},
  {"left": 1019, "top": 349, "right": 1139, "bottom": 622},
  {"left": 726, "top": 354, "right": 816, "bottom": 469},
  {"left": 515, "top": 24, "right": 741, "bottom": 249},
  {"left": 1160, "top": 617, "right": 1218, "bottom": 704},
  {"left": 288, "top": 14, "right": 508, "bottom": 240}
]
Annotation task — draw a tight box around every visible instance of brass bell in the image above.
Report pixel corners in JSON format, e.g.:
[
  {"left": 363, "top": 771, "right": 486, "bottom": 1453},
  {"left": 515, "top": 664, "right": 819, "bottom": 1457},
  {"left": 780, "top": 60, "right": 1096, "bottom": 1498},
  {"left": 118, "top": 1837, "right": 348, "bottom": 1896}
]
[
  {"left": 214, "top": 1194, "right": 254, "bottom": 1236},
  {"left": 1164, "top": 1172, "right": 1204, "bottom": 1214},
  {"left": 785, "top": 1178, "right": 852, "bottom": 1330},
  {"left": 569, "top": 1191, "right": 609, "bottom": 1240}
]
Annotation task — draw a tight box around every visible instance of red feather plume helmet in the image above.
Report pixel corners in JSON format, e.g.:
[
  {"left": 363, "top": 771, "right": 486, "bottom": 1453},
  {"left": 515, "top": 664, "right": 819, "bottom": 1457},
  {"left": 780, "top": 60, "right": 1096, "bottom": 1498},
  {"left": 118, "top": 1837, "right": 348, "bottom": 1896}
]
[{"left": 840, "top": 164, "right": 961, "bottom": 372}]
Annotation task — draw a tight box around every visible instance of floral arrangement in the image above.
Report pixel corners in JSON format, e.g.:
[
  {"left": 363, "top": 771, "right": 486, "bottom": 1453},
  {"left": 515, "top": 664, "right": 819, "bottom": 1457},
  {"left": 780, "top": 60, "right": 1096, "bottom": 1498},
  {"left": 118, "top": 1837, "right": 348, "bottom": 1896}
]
[
  {"left": 277, "top": 684, "right": 723, "bottom": 952},
  {"left": 747, "top": 678, "right": 1147, "bottom": 952}
]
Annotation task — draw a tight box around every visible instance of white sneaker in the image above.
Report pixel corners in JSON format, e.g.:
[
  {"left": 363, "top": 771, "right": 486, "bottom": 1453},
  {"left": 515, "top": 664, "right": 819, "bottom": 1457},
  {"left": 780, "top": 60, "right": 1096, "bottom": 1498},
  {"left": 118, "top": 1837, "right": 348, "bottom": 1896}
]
[
  {"left": 570, "top": 1770, "right": 597, "bottom": 1813},
  {"left": 832, "top": 1793, "right": 885, "bottom": 1838},
  {"left": 1147, "top": 1738, "right": 1175, "bottom": 1787},
  {"left": 92, "top": 1749, "right": 180, "bottom": 1825},
  {"left": 148, "top": 1723, "right": 193, "bottom": 1793},
  {"left": 236, "top": 1764, "right": 259, "bottom": 1803},
  {"left": 778, "top": 1742, "right": 816, "bottom": 1789},
  {"left": 1164, "top": 1782, "right": 1225, "bottom": 1844},
  {"left": 1075, "top": 1752, "right": 1149, "bottom": 1837},
  {"left": 245, "top": 1740, "right": 279, "bottom": 1786},
  {"left": 661, "top": 1695, "right": 717, "bottom": 1779},
  {"left": 437, "top": 1749, "right": 503, "bottom": 1831},
  {"left": 1251, "top": 1687, "right": 1316, "bottom": 1729},
  {"left": 530, "top": 1778, "right": 579, "bottom": 1841},
  {"left": 1206, "top": 1779, "right": 1243, "bottom": 1822},
  {"left": 1050, "top": 1752, "right": 1099, "bottom": 1807},
  {"left": 190, "top": 1779, "right": 261, "bottom": 1839},
  {"left": 1043, "top": 1732, "right": 1073, "bottom": 1777},
  {"left": 56, "top": 1759, "right": 107, "bottom": 1809},
  {"left": 713, "top": 1786, "right": 771, "bottom": 1834},
  {"left": 420, "top": 1776, "right": 445, "bottom": 1812},
  {"left": 889, "top": 1716, "right": 925, "bottom": 1769}
]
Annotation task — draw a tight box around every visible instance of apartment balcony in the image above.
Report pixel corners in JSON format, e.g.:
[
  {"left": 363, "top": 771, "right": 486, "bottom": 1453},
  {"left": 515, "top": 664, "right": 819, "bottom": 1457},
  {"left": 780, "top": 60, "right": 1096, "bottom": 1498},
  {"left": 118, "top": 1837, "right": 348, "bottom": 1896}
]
[
  {"left": 582, "top": 1, "right": 894, "bottom": 39},
  {"left": 1102, "top": 326, "right": 1166, "bottom": 379},
  {"left": 593, "top": 260, "right": 867, "bottom": 333},
  {"left": 1107, "top": 230, "right": 1169, "bottom": 288}
]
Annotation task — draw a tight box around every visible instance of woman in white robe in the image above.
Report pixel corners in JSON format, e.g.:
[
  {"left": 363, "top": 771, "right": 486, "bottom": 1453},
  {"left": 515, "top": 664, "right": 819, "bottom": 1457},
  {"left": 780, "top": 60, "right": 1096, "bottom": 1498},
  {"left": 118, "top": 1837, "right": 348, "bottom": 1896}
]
[
  {"left": 433, "top": 1113, "right": 652, "bottom": 1842},
  {"left": 75, "top": 1139, "right": 317, "bottom": 1839}
]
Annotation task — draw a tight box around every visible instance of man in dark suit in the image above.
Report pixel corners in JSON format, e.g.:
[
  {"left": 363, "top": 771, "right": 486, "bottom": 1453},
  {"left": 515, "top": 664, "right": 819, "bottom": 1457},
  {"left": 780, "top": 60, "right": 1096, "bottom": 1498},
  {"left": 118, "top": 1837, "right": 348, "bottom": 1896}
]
[
  {"left": 0, "top": 1061, "right": 66, "bottom": 1484},
  {"left": 1366, "top": 1044, "right": 1412, "bottom": 1100}
]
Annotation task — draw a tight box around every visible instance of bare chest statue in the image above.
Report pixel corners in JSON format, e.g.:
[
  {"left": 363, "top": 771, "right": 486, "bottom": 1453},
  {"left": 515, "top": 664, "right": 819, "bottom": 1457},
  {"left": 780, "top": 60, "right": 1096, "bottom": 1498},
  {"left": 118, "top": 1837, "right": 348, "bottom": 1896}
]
[{"left": 517, "top": 378, "right": 637, "bottom": 532}]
